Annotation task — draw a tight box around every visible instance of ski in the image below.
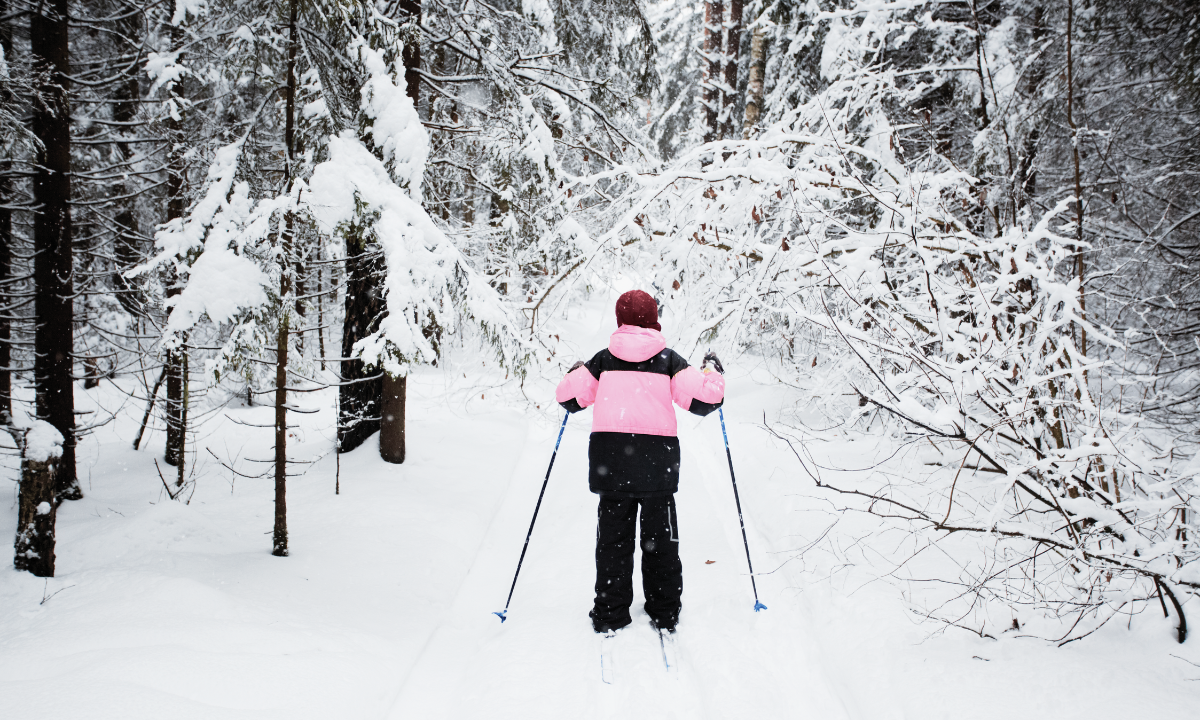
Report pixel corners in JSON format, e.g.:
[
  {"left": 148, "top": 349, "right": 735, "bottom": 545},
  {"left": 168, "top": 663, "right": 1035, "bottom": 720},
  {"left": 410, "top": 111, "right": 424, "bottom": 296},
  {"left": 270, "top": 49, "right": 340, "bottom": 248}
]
[
  {"left": 600, "top": 632, "right": 616, "bottom": 684},
  {"left": 657, "top": 629, "right": 677, "bottom": 672}
]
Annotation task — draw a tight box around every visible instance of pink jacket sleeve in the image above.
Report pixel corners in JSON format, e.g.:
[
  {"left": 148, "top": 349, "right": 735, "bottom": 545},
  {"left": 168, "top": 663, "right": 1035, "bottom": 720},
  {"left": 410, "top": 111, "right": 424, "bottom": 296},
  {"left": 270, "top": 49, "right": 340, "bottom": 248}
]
[
  {"left": 671, "top": 367, "right": 725, "bottom": 411},
  {"left": 556, "top": 365, "right": 599, "bottom": 409}
]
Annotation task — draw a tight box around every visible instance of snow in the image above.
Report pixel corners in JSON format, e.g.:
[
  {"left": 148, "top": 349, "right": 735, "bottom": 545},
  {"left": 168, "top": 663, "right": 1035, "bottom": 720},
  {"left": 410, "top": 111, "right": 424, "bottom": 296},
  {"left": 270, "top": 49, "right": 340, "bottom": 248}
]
[
  {"left": 131, "top": 139, "right": 271, "bottom": 346},
  {"left": 24, "top": 420, "right": 63, "bottom": 463},
  {"left": 353, "top": 40, "right": 428, "bottom": 197},
  {"left": 146, "top": 50, "right": 188, "bottom": 95},
  {"left": 521, "top": 0, "right": 560, "bottom": 51},
  {"left": 307, "top": 132, "right": 462, "bottom": 372},
  {"left": 171, "top": 0, "right": 207, "bottom": 25},
  {"left": 306, "top": 130, "right": 526, "bottom": 376},
  {"left": 2, "top": 297, "right": 1197, "bottom": 719}
]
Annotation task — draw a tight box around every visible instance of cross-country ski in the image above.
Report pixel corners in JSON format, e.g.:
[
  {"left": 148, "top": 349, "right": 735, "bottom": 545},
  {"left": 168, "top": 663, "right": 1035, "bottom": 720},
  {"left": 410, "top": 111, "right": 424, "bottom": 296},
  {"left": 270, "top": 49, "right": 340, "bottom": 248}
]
[
  {"left": 600, "top": 632, "right": 617, "bottom": 684},
  {"left": 658, "top": 629, "right": 677, "bottom": 672}
]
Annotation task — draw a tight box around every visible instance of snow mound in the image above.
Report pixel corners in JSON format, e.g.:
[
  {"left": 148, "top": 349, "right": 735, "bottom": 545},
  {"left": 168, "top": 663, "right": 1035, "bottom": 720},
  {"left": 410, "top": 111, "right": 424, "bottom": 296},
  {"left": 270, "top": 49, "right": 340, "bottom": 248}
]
[{"left": 24, "top": 420, "right": 63, "bottom": 463}]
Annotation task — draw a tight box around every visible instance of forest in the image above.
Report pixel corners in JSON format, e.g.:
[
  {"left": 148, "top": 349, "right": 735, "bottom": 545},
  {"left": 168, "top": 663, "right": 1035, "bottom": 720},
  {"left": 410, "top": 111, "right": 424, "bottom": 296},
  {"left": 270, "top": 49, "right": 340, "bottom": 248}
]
[{"left": 1, "top": 0, "right": 1198, "bottom": 717}]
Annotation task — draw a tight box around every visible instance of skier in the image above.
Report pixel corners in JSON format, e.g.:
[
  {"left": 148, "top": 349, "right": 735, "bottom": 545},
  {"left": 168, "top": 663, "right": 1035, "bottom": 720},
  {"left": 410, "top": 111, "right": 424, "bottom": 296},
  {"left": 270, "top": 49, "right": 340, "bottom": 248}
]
[{"left": 556, "top": 290, "right": 725, "bottom": 634}]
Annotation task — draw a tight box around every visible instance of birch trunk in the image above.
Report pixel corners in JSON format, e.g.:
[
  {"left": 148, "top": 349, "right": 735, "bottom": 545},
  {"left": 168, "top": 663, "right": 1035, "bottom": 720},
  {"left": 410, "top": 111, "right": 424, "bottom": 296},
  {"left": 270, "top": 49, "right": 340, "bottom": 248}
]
[{"left": 742, "top": 25, "right": 765, "bottom": 138}]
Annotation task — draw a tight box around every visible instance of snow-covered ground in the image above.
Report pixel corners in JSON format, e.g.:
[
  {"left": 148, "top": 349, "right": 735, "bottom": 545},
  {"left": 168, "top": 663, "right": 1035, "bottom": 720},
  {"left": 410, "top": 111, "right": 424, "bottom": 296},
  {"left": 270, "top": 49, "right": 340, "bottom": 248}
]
[{"left": 2, "top": 302, "right": 1198, "bottom": 719}]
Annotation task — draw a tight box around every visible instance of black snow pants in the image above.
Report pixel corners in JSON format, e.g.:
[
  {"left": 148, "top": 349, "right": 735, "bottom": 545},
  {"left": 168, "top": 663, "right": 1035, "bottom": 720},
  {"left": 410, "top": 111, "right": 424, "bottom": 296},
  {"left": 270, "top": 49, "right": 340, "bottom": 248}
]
[{"left": 590, "top": 494, "right": 682, "bottom": 632}]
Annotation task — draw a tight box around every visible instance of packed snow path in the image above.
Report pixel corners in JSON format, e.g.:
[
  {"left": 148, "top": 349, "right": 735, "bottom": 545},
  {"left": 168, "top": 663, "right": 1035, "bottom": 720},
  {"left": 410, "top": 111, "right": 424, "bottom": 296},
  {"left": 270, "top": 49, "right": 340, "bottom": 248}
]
[
  {"left": 385, "top": 405, "right": 848, "bottom": 720},
  {"left": 2, "top": 364, "right": 1197, "bottom": 717}
]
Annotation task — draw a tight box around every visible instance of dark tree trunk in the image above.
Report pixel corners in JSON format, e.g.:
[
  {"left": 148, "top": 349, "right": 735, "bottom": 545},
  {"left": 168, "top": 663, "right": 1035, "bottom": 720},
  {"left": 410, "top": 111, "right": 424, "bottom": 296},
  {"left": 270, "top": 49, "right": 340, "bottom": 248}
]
[
  {"left": 163, "top": 337, "right": 185, "bottom": 465},
  {"left": 31, "top": 0, "right": 78, "bottom": 500},
  {"left": 175, "top": 350, "right": 188, "bottom": 486},
  {"left": 273, "top": 0, "right": 301, "bottom": 557},
  {"left": 316, "top": 243, "right": 327, "bottom": 371},
  {"left": 702, "top": 0, "right": 723, "bottom": 144},
  {"left": 162, "top": 24, "right": 188, "bottom": 466},
  {"left": 399, "top": 0, "right": 421, "bottom": 108},
  {"left": 721, "top": 0, "right": 743, "bottom": 139},
  {"left": 111, "top": 9, "right": 146, "bottom": 318},
  {"left": 1066, "top": 0, "right": 1086, "bottom": 358},
  {"left": 376, "top": 0, "right": 421, "bottom": 464},
  {"left": 0, "top": 0, "right": 14, "bottom": 425},
  {"left": 1014, "top": 5, "right": 1046, "bottom": 215},
  {"left": 379, "top": 373, "right": 406, "bottom": 464},
  {"left": 14, "top": 433, "right": 60, "bottom": 577},
  {"left": 294, "top": 253, "right": 306, "bottom": 356},
  {"left": 272, "top": 277, "right": 290, "bottom": 556},
  {"left": 0, "top": 202, "right": 11, "bottom": 427},
  {"left": 338, "top": 236, "right": 384, "bottom": 453}
]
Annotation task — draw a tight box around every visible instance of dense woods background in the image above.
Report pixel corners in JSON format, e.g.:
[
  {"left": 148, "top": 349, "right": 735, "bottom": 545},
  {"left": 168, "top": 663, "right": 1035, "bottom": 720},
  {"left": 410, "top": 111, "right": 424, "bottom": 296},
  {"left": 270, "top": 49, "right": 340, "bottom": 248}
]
[{"left": 2, "top": 0, "right": 1198, "bottom": 646}]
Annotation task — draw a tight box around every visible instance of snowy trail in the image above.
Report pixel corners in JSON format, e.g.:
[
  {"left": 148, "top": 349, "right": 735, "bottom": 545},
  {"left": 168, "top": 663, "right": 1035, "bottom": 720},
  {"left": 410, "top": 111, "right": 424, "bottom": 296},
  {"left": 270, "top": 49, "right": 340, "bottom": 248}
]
[
  {"left": 3, "top": 343, "right": 1197, "bottom": 718},
  {"left": 385, "top": 409, "right": 850, "bottom": 720}
]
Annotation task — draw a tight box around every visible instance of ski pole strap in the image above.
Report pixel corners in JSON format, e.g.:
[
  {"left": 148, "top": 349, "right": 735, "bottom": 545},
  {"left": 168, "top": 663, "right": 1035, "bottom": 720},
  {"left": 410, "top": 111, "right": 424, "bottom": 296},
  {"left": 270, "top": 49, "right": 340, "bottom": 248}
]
[{"left": 496, "top": 411, "right": 570, "bottom": 622}]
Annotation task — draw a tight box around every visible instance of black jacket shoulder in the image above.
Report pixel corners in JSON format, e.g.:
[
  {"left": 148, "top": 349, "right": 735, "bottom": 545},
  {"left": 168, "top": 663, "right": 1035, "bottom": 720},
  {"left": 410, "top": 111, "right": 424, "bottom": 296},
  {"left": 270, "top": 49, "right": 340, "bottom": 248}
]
[{"left": 584, "top": 347, "right": 689, "bottom": 377}]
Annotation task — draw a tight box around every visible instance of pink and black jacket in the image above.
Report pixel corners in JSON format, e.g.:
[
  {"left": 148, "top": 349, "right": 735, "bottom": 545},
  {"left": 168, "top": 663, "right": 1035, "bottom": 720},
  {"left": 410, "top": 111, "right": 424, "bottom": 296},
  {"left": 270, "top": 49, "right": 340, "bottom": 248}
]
[{"left": 556, "top": 326, "right": 725, "bottom": 497}]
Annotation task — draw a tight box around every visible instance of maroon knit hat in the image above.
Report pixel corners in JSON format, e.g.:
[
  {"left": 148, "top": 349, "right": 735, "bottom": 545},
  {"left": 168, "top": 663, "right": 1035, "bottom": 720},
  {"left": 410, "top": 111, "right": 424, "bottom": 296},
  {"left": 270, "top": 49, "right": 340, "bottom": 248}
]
[{"left": 615, "top": 290, "right": 661, "bottom": 331}]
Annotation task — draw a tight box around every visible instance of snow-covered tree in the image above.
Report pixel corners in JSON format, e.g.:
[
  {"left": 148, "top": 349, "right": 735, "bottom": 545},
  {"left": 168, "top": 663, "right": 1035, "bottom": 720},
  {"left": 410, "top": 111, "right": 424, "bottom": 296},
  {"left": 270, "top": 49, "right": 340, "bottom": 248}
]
[
  {"left": 565, "top": 0, "right": 1199, "bottom": 643},
  {"left": 134, "top": 1, "right": 530, "bottom": 554}
]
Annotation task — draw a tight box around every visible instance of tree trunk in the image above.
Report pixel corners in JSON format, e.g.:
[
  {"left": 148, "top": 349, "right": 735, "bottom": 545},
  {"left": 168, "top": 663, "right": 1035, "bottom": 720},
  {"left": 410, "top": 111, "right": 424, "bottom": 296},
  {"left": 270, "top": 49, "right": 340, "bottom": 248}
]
[
  {"left": 273, "top": 281, "right": 289, "bottom": 556},
  {"left": 163, "top": 338, "right": 186, "bottom": 465},
  {"left": 702, "top": 0, "right": 723, "bottom": 144},
  {"left": 379, "top": 373, "right": 406, "bottom": 464},
  {"left": 375, "top": 0, "right": 421, "bottom": 464},
  {"left": 294, "top": 254, "right": 306, "bottom": 356},
  {"left": 273, "top": 0, "right": 300, "bottom": 558},
  {"left": 0, "top": 202, "right": 11, "bottom": 427},
  {"left": 31, "top": 0, "right": 79, "bottom": 500},
  {"left": 176, "top": 349, "right": 188, "bottom": 487},
  {"left": 399, "top": 1, "right": 421, "bottom": 108},
  {"left": 132, "top": 365, "right": 167, "bottom": 451},
  {"left": 1013, "top": 5, "right": 1046, "bottom": 216},
  {"left": 338, "top": 233, "right": 384, "bottom": 453},
  {"left": 969, "top": 0, "right": 989, "bottom": 128},
  {"left": 14, "top": 429, "right": 60, "bottom": 577},
  {"left": 742, "top": 25, "right": 765, "bottom": 138},
  {"left": 0, "top": 0, "right": 14, "bottom": 426},
  {"left": 721, "top": 0, "right": 743, "bottom": 139},
  {"left": 162, "top": 24, "right": 188, "bottom": 466},
  {"left": 316, "top": 243, "right": 327, "bottom": 371},
  {"left": 1066, "top": 0, "right": 1086, "bottom": 359},
  {"left": 111, "top": 8, "right": 146, "bottom": 318}
]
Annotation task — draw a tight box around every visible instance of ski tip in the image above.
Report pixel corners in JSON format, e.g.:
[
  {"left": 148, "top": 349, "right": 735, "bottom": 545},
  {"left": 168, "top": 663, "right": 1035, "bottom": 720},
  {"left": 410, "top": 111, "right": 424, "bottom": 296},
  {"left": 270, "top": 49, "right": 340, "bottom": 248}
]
[
  {"left": 754, "top": 601, "right": 768, "bottom": 612},
  {"left": 493, "top": 611, "right": 507, "bottom": 623}
]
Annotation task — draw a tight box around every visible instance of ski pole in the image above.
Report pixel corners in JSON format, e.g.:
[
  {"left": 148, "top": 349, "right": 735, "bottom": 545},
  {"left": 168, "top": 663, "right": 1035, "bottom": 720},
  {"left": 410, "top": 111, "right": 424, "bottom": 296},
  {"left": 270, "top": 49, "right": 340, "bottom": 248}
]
[
  {"left": 494, "top": 411, "right": 570, "bottom": 623},
  {"left": 718, "top": 407, "right": 767, "bottom": 612}
]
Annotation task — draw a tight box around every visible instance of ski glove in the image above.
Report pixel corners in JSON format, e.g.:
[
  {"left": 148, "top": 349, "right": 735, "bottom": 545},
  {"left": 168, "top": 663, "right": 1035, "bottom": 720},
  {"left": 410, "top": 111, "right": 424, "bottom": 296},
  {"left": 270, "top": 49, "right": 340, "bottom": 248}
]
[{"left": 702, "top": 351, "right": 724, "bottom": 374}]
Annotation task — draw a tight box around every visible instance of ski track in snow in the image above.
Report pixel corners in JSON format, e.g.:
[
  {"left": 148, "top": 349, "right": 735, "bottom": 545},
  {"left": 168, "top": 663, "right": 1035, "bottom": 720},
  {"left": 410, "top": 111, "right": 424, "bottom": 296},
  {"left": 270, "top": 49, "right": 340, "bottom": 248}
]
[
  {"left": 1, "top": 305, "right": 1198, "bottom": 718},
  {"left": 385, "top": 406, "right": 848, "bottom": 720}
]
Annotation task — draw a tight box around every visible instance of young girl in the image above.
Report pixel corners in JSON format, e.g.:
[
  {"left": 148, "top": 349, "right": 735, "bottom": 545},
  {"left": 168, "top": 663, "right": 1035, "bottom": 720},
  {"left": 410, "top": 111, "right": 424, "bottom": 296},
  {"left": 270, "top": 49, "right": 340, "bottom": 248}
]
[{"left": 556, "top": 290, "right": 725, "bottom": 633}]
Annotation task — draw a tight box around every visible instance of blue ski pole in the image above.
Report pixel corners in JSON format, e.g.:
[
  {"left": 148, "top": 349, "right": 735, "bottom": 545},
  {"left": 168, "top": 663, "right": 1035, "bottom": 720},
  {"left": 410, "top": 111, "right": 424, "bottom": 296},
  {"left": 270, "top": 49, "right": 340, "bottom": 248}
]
[
  {"left": 719, "top": 407, "right": 767, "bottom": 612},
  {"left": 494, "top": 412, "right": 570, "bottom": 623}
]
